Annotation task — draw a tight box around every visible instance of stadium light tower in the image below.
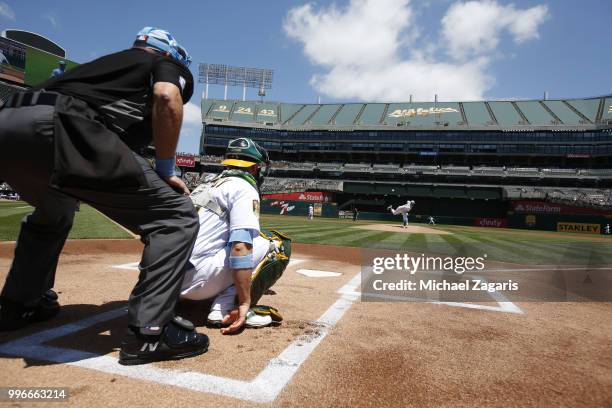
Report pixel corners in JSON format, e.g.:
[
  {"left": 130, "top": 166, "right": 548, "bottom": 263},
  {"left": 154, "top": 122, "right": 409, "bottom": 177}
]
[{"left": 198, "top": 63, "right": 273, "bottom": 101}]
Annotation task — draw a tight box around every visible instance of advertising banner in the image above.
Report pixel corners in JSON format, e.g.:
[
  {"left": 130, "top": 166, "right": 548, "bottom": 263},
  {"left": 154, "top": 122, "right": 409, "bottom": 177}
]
[
  {"left": 557, "top": 222, "right": 601, "bottom": 234},
  {"left": 474, "top": 218, "right": 507, "bottom": 228},
  {"left": 262, "top": 191, "right": 334, "bottom": 203},
  {"left": 24, "top": 46, "right": 77, "bottom": 86},
  {"left": 262, "top": 199, "right": 337, "bottom": 217},
  {"left": 511, "top": 200, "right": 610, "bottom": 216},
  {"left": 0, "top": 36, "right": 78, "bottom": 87},
  {"left": 338, "top": 211, "right": 353, "bottom": 219},
  {"left": 176, "top": 155, "right": 196, "bottom": 168}
]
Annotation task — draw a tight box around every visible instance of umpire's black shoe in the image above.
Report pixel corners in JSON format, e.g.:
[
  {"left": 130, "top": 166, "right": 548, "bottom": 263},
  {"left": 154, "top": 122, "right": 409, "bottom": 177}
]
[
  {"left": 0, "top": 289, "right": 61, "bottom": 331},
  {"left": 118, "top": 316, "right": 209, "bottom": 366}
]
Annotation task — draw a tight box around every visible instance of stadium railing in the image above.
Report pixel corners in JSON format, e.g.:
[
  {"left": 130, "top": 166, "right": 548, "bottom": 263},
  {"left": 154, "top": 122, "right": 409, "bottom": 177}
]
[
  {"left": 542, "top": 168, "right": 578, "bottom": 177},
  {"left": 315, "top": 163, "right": 343, "bottom": 171},
  {"left": 439, "top": 166, "right": 471, "bottom": 175},
  {"left": 0, "top": 81, "right": 26, "bottom": 103},
  {"left": 506, "top": 167, "right": 541, "bottom": 176}
]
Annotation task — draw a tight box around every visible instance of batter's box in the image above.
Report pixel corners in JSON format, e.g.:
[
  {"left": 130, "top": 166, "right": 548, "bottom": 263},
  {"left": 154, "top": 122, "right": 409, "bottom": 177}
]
[
  {"left": 0, "top": 263, "right": 522, "bottom": 402},
  {"left": 0, "top": 265, "right": 360, "bottom": 404},
  {"left": 354, "top": 273, "right": 524, "bottom": 314}
]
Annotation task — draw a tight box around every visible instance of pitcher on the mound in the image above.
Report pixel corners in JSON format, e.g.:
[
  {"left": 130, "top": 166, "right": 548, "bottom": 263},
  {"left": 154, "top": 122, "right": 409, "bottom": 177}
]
[{"left": 387, "top": 200, "right": 415, "bottom": 229}]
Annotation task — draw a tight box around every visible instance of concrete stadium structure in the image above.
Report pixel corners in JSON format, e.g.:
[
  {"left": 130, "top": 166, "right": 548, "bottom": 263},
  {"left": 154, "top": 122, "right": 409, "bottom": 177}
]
[
  {"left": 197, "top": 96, "right": 612, "bottom": 231},
  {"left": 199, "top": 96, "right": 612, "bottom": 168}
]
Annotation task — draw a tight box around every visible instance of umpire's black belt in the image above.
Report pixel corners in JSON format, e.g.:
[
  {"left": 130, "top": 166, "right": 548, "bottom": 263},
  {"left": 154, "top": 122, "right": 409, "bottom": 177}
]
[{"left": 3, "top": 91, "right": 59, "bottom": 109}]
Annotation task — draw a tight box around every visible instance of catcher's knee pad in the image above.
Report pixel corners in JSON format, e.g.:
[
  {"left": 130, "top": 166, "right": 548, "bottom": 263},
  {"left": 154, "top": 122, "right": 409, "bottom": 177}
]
[{"left": 250, "top": 229, "right": 291, "bottom": 306}]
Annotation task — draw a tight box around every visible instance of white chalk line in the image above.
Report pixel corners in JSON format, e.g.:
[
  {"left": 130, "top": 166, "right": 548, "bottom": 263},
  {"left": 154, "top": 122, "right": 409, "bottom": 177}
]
[
  {"left": 111, "top": 262, "right": 139, "bottom": 271},
  {"left": 296, "top": 269, "right": 342, "bottom": 278},
  {"left": 1, "top": 261, "right": 522, "bottom": 402},
  {"left": 483, "top": 266, "right": 612, "bottom": 273},
  {"left": 357, "top": 269, "right": 524, "bottom": 314},
  {"left": 0, "top": 267, "right": 360, "bottom": 403},
  {"left": 355, "top": 291, "right": 523, "bottom": 314},
  {"left": 111, "top": 258, "right": 309, "bottom": 272}
]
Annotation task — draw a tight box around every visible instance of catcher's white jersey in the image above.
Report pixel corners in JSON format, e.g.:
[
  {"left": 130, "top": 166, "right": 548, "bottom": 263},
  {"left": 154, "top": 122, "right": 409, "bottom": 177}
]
[
  {"left": 181, "top": 176, "right": 262, "bottom": 300},
  {"left": 189, "top": 177, "right": 260, "bottom": 270}
]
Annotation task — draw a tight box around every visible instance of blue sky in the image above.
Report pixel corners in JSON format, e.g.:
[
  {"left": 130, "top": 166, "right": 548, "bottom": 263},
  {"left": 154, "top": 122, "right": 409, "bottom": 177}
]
[{"left": 0, "top": 0, "right": 610, "bottom": 153}]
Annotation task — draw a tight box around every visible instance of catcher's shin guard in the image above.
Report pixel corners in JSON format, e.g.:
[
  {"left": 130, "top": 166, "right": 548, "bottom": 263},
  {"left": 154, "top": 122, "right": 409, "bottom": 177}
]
[{"left": 250, "top": 229, "right": 291, "bottom": 306}]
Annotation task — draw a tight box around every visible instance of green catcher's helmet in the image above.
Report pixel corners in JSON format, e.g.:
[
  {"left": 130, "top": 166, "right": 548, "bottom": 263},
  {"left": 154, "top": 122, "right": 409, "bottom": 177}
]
[{"left": 222, "top": 138, "right": 270, "bottom": 182}]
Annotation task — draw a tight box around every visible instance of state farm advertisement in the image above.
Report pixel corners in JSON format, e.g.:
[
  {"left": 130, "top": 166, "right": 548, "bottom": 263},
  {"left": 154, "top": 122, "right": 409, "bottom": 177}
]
[
  {"left": 263, "top": 192, "right": 334, "bottom": 203},
  {"left": 512, "top": 200, "right": 609, "bottom": 215},
  {"left": 474, "top": 218, "right": 507, "bottom": 228},
  {"left": 176, "top": 155, "right": 196, "bottom": 168}
]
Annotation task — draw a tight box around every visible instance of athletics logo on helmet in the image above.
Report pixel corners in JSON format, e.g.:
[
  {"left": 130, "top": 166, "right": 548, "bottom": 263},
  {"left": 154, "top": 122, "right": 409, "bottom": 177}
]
[
  {"left": 222, "top": 138, "right": 267, "bottom": 168},
  {"left": 223, "top": 138, "right": 270, "bottom": 184},
  {"left": 133, "top": 27, "right": 192, "bottom": 67}
]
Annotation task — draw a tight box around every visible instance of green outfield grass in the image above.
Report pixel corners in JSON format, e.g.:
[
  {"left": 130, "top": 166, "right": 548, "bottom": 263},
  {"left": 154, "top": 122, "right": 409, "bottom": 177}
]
[
  {"left": 0, "top": 201, "right": 132, "bottom": 241},
  {"left": 260, "top": 214, "right": 612, "bottom": 266},
  {"left": 1, "top": 201, "right": 609, "bottom": 266}
]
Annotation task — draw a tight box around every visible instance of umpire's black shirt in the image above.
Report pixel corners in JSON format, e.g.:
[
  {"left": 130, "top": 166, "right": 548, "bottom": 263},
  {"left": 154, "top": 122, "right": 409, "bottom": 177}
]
[
  {"left": 30, "top": 48, "right": 194, "bottom": 190},
  {"left": 35, "top": 48, "right": 194, "bottom": 150}
]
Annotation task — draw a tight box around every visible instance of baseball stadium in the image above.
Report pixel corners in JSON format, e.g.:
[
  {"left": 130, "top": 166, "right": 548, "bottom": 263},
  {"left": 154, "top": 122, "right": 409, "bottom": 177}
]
[
  {"left": 197, "top": 96, "right": 612, "bottom": 232},
  {"left": 1, "top": 23, "right": 612, "bottom": 408}
]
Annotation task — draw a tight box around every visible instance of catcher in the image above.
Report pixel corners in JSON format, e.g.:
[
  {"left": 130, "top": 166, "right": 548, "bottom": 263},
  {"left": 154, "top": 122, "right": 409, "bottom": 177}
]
[
  {"left": 387, "top": 200, "right": 415, "bottom": 229},
  {"left": 180, "top": 138, "right": 290, "bottom": 334}
]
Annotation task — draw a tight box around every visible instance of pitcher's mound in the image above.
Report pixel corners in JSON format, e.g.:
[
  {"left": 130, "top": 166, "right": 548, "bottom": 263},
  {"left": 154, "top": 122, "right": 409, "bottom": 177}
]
[{"left": 353, "top": 224, "right": 453, "bottom": 235}]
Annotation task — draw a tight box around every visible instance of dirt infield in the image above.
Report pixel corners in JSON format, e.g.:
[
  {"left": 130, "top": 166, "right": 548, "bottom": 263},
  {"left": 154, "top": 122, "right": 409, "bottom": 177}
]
[
  {"left": 0, "top": 240, "right": 611, "bottom": 407},
  {"left": 353, "top": 223, "right": 453, "bottom": 235}
]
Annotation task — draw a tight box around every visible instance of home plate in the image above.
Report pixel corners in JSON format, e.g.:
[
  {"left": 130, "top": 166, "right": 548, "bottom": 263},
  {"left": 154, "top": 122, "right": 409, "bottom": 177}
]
[
  {"left": 112, "top": 262, "right": 140, "bottom": 271},
  {"left": 296, "top": 269, "right": 342, "bottom": 278}
]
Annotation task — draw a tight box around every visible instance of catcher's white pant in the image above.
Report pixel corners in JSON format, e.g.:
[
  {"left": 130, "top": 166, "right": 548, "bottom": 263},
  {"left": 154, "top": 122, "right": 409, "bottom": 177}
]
[{"left": 180, "top": 235, "right": 271, "bottom": 301}]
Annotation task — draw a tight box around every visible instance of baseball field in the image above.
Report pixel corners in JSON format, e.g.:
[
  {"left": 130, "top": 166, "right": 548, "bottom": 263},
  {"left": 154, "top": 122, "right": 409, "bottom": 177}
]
[{"left": 0, "top": 201, "right": 611, "bottom": 406}]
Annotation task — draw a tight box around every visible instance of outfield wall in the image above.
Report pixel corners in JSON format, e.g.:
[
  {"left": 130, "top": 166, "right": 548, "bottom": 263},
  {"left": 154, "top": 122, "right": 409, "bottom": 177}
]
[
  {"left": 508, "top": 213, "right": 611, "bottom": 233},
  {"left": 261, "top": 200, "right": 338, "bottom": 218},
  {"left": 262, "top": 200, "right": 611, "bottom": 234}
]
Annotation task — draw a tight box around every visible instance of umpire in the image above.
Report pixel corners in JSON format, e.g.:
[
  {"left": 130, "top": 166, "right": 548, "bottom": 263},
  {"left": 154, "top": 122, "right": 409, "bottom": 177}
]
[{"left": 0, "top": 27, "right": 209, "bottom": 365}]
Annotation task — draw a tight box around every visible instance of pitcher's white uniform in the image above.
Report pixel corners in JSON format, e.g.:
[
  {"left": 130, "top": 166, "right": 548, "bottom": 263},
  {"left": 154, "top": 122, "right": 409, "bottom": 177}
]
[
  {"left": 180, "top": 176, "right": 269, "bottom": 305},
  {"left": 389, "top": 200, "right": 415, "bottom": 228}
]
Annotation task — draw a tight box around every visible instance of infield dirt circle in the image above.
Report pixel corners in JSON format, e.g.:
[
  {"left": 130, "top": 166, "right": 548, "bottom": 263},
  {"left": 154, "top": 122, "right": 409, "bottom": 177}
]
[{"left": 0, "top": 239, "right": 611, "bottom": 407}]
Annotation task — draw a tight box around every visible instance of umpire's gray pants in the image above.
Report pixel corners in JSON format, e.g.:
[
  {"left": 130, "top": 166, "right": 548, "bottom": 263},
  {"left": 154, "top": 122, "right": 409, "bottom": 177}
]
[{"left": 0, "top": 103, "right": 199, "bottom": 328}]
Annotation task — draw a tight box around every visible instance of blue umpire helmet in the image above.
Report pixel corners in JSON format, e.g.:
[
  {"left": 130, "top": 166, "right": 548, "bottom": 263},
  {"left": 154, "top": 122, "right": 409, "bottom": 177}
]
[{"left": 133, "top": 27, "right": 192, "bottom": 67}]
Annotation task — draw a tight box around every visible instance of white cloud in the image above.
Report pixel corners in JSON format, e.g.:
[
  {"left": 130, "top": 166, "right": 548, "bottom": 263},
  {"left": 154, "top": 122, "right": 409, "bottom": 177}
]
[
  {"left": 313, "top": 57, "right": 491, "bottom": 101},
  {"left": 43, "top": 12, "right": 59, "bottom": 29},
  {"left": 179, "top": 102, "right": 203, "bottom": 152},
  {"left": 284, "top": 0, "right": 549, "bottom": 101},
  {"left": 0, "top": 2, "right": 15, "bottom": 20},
  {"left": 441, "top": 0, "right": 549, "bottom": 61},
  {"left": 284, "top": 0, "right": 414, "bottom": 68},
  {"left": 182, "top": 102, "right": 202, "bottom": 127}
]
